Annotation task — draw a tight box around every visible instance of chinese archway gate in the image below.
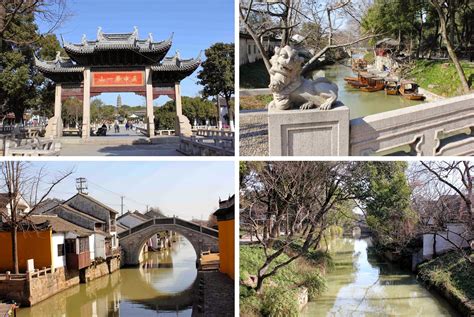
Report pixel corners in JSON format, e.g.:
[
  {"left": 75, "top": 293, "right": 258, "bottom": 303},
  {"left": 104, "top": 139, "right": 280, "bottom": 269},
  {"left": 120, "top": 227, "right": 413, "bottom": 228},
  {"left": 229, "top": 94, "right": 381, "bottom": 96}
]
[{"left": 35, "top": 27, "right": 200, "bottom": 139}]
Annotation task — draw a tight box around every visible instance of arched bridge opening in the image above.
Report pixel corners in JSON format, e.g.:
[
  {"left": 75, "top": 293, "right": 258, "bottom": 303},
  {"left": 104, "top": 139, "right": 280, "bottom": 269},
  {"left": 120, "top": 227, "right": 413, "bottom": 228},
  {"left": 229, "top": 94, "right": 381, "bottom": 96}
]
[{"left": 119, "top": 217, "right": 219, "bottom": 266}]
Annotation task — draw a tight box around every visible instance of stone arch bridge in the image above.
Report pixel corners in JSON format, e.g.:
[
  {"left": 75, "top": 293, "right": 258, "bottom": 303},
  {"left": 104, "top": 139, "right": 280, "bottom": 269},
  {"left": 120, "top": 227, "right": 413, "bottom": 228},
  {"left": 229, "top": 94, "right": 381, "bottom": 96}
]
[{"left": 119, "top": 217, "right": 219, "bottom": 266}]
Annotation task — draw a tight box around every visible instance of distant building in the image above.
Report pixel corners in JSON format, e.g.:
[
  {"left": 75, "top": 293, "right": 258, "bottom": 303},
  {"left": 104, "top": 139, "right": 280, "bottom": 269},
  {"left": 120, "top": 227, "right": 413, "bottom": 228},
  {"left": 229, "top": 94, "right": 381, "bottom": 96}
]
[
  {"left": 0, "top": 193, "right": 31, "bottom": 223},
  {"left": 239, "top": 32, "right": 279, "bottom": 65},
  {"left": 213, "top": 195, "right": 235, "bottom": 279}
]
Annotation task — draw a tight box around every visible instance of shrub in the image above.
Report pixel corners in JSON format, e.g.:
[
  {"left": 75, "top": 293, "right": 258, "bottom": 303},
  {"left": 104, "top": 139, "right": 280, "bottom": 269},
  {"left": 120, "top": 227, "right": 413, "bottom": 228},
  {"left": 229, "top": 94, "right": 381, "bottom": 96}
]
[
  {"left": 261, "top": 287, "right": 299, "bottom": 317},
  {"left": 302, "top": 271, "right": 327, "bottom": 300}
]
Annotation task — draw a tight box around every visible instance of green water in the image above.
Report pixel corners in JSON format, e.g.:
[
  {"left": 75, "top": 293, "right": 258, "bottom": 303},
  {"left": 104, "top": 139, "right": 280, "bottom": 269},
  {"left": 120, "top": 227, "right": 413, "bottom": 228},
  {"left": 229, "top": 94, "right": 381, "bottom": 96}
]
[
  {"left": 301, "top": 238, "right": 460, "bottom": 316},
  {"left": 17, "top": 236, "right": 197, "bottom": 317},
  {"left": 315, "top": 64, "right": 423, "bottom": 119}
]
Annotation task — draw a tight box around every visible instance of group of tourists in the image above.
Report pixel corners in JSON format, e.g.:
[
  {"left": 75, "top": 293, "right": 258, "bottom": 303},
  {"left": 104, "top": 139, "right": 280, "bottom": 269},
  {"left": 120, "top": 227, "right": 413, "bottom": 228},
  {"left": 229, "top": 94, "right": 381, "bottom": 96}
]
[{"left": 93, "top": 119, "right": 136, "bottom": 136}]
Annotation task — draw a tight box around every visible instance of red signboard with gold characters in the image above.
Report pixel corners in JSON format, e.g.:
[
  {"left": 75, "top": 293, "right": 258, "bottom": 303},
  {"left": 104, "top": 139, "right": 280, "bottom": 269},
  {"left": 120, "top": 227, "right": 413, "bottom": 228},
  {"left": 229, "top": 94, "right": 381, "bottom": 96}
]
[{"left": 92, "top": 71, "right": 145, "bottom": 87}]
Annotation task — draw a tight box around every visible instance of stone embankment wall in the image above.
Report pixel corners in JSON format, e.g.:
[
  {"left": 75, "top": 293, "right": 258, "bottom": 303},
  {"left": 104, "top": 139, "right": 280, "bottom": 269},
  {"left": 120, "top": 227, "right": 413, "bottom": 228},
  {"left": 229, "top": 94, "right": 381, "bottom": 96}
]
[
  {"left": 0, "top": 257, "right": 121, "bottom": 307},
  {"left": 0, "top": 267, "right": 80, "bottom": 306},
  {"left": 80, "top": 257, "right": 120, "bottom": 283}
]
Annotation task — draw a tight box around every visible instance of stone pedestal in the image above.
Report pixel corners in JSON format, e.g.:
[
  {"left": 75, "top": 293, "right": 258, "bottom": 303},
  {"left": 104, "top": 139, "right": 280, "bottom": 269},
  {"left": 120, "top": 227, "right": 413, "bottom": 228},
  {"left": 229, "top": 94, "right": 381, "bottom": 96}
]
[{"left": 268, "top": 104, "right": 349, "bottom": 156}]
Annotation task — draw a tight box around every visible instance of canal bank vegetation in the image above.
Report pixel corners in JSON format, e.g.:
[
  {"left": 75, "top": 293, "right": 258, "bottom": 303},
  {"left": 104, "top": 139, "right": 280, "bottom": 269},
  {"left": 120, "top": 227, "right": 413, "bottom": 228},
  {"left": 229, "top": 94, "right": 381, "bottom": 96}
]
[
  {"left": 406, "top": 60, "right": 474, "bottom": 97},
  {"left": 239, "top": 161, "right": 414, "bottom": 316},
  {"left": 360, "top": 161, "right": 474, "bottom": 315},
  {"left": 418, "top": 249, "right": 474, "bottom": 315},
  {"left": 241, "top": 161, "right": 473, "bottom": 316}
]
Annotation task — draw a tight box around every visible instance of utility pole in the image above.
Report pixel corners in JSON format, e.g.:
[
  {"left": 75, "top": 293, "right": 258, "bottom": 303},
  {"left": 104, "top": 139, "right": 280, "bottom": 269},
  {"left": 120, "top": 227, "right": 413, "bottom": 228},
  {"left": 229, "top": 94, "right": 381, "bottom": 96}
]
[
  {"left": 120, "top": 196, "right": 124, "bottom": 216},
  {"left": 76, "top": 177, "right": 88, "bottom": 194}
]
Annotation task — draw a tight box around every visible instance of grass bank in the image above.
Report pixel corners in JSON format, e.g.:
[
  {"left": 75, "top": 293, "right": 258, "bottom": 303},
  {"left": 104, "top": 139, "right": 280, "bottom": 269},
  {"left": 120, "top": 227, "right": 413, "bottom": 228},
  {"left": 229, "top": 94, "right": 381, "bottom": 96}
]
[
  {"left": 240, "top": 228, "right": 342, "bottom": 316},
  {"left": 240, "top": 95, "right": 272, "bottom": 111},
  {"left": 417, "top": 250, "right": 474, "bottom": 316},
  {"left": 407, "top": 60, "right": 474, "bottom": 97},
  {"left": 240, "top": 60, "right": 269, "bottom": 89}
]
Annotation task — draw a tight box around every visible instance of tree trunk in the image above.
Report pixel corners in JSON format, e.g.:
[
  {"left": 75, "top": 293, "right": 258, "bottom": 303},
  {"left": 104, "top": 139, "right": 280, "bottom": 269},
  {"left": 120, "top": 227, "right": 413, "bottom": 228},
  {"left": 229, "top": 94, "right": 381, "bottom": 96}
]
[
  {"left": 430, "top": 0, "right": 470, "bottom": 93},
  {"left": 11, "top": 224, "right": 19, "bottom": 274}
]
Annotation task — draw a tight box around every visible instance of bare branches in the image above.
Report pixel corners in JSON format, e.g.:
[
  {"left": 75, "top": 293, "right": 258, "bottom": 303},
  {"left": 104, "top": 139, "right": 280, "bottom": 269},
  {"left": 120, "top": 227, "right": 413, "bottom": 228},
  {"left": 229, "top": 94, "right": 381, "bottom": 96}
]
[
  {"left": 301, "top": 32, "right": 382, "bottom": 75},
  {"left": 240, "top": 0, "right": 378, "bottom": 76}
]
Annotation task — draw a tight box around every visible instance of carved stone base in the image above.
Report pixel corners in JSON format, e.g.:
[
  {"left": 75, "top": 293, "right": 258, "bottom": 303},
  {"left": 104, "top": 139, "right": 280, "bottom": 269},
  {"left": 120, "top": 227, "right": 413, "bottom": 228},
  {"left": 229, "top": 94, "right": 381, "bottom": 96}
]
[
  {"left": 176, "top": 114, "right": 192, "bottom": 137},
  {"left": 268, "top": 104, "right": 349, "bottom": 156},
  {"left": 45, "top": 116, "right": 63, "bottom": 138}
]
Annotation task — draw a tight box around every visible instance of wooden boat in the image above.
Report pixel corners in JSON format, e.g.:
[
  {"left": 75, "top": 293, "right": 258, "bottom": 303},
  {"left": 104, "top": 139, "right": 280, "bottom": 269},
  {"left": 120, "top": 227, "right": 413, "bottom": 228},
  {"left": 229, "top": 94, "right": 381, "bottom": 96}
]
[
  {"left": 384, "top": 79, "right": 399, "bottom": 95},
  {"left": 399, "top": 80, "right": 426, "bottom": 100},
  {"left": 344, "top": 76, "right": 359, "bottom": 82},
  {"left": 347, "top": 72, "right": 374, "bottom": 88},
  {"left": 360, "top": 77, "right": 385, "bottom": 92}
]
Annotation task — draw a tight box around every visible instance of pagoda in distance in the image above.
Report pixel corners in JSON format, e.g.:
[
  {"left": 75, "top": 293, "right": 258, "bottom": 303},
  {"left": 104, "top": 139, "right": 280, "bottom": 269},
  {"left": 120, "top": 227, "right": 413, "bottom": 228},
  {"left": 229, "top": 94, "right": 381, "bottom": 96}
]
[{"left": 35, "top": 27, "right": 201, "bottom": 139}]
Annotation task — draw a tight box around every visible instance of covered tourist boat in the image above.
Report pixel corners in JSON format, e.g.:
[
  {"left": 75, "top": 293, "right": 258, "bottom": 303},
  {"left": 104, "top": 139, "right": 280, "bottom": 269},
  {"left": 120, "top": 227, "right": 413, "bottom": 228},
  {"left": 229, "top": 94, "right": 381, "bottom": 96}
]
[{"left": 399, "top": 80, "right": 426, "bottom": 100}]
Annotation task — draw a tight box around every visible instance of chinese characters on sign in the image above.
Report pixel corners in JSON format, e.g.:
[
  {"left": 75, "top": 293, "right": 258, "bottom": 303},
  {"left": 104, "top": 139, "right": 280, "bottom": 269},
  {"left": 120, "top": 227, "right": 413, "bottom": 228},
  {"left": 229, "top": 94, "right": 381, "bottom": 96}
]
[{"left": 91, "top": 71, "right": 145, "bottom": 87}]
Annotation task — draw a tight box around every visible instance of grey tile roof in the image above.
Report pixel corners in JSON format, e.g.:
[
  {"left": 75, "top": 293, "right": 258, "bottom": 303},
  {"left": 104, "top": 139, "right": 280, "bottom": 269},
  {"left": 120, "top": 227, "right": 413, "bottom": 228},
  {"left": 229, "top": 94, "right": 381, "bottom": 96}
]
[
  {"left": 34, "top": 54, "right": 84, "bottom": 73},
  {"left": 64, "top": 27, "right": 172, "bottom": 55}
]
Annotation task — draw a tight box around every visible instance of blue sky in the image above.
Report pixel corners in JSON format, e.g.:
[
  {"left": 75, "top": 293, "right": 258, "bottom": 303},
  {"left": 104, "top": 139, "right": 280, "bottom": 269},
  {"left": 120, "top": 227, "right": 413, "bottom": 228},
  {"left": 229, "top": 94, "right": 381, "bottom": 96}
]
[
  {"left": 37, "top": 0, "right": 234, "bottom": 106},
  {"left": 28, "top": 161, "right": 235, "bottom": 220}
]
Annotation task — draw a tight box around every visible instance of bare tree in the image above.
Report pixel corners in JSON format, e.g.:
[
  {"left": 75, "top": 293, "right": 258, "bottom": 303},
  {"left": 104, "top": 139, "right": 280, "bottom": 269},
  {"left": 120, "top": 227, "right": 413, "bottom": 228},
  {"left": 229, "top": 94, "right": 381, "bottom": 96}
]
[
  {"left": 409, "top": 161, "right": 474, "bottom": 263},
  {"left": 239, "top": 0, "right": 380, "bottom": 74},
  {"left": 0, "top": 0, "right": 70, "bottom": 46},
  {"left": 241, "top": 161, "right": 358, "bottom": 292},
  {"left": 0, "top": 162, "right": 72, "bottom": 274},
  {"left": 428, "top": 0, "right": 470, "bottom": 93}
]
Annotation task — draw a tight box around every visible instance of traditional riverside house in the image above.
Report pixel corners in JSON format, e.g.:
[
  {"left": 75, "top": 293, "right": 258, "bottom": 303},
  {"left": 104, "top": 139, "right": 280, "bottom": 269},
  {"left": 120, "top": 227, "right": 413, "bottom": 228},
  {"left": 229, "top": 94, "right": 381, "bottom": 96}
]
[
  {"left": 0, "top": 193, "right": 31, "bottom": 223},
  {"left": 117, "top": 210, "right": 149, "bottom": 228},
  {"left": 43, "top": 193, "right": 120, "bottom": 261},
  {"left": 0, "top": 215, "right": 93, "bottom": 272},
  {"left": 29, "top": 215, "right": 93, "bottom": 270},
  {"left": 422, "top": 195, "right": 473, "bottom": 260},
  {"left": 117, "top": 210, "right": 167, "bottom": 251},
  {"left": 213, "top": 195, "right": 235, "bottom": 279}
]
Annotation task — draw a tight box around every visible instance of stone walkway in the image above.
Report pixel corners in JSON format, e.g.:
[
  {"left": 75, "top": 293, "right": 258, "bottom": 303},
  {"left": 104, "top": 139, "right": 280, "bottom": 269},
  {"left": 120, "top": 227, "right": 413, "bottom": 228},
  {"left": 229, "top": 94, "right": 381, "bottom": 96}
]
[
  {"left": 240, "top": 110, "right": 268, "bottom": 156},
  {"left": 60, "top": 143, "right": 182, "bottom": 156},
  {"left": 193, "top": 271, "right": 234, "bottom": 317}
]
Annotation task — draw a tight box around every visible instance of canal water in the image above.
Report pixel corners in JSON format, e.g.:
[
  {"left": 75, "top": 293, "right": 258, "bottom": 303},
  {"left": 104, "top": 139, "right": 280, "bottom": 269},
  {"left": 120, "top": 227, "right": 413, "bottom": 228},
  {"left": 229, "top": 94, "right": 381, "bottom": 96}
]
[
  {"left": 301, "top": 237, "right": 459, "bottom": 316},
  {"left": 314, "top": 64, "right": 423, "bottom": 119},
  {"left": 18, "top": 236, "right": 197, "bottom": 317}
]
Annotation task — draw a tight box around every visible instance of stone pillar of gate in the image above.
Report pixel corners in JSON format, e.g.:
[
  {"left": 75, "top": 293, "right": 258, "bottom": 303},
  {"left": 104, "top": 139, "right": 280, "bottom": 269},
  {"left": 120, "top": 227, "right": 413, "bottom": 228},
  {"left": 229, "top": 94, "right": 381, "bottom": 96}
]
[
  {"left": 145, "top": 67, "right": 155, "bottom": 137},
  {"left": 82, "top": 67, "right": 91, "bottom": 140},
  {"left": 45, "top": 83, "right": 63, "bottom": 138},
  {"left": 174, "top": 82, "right": 192, "bottom": 137}
]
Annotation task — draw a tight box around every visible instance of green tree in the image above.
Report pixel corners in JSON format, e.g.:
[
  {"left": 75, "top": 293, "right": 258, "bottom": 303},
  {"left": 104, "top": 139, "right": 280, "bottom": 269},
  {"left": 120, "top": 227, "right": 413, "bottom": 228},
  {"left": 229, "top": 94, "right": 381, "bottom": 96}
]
[
  {"left": 154, "top": 102, "right": 176, "bottom": 130},
  {"left": 353, "top": 162, "right": 416, "bottom": 250},
  {"left": 62, "top": 97, "right": 82, "bottom": 127},
  {"left": 0, "top": 2, "right": 66, "bottom": 121},
  {"left": 197, "top": 43, "right": 234, "bottom": 119}
]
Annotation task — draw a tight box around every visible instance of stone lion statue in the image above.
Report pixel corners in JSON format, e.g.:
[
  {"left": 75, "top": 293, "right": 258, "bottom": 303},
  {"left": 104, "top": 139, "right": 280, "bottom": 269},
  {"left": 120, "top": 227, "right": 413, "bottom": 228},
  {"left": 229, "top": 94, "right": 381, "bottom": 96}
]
[{"left": 267, "top": 45, "right": 338, "bottom": 111}]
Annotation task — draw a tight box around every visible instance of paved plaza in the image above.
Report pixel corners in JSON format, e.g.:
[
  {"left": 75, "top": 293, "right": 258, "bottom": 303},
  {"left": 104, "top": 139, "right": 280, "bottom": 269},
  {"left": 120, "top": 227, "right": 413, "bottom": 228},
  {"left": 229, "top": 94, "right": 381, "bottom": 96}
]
[{"left": 59, "top": 126, "right": 183, "bottom": 156}]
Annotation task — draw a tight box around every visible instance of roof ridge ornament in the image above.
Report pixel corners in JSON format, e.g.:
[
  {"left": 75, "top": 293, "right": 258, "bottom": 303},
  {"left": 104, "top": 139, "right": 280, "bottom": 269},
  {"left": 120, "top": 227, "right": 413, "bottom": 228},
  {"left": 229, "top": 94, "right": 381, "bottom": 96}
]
[
  {"left": 97, "top": 26, "right": 103, "bottom": 41},
  {"left": 148, "top": 33, "right": 153, "bottom": 43},
  {"left": 132, "top": 26, "right": 139, "bottom": 41},
  {"left": 196, "top": 50, "right": 203, "bottom": 61},
  {"left": 55, "top": 51, "right": 61, "bottom": 63},
  {"left": 81, "top": 34, "right": 87, "bottom": 45}
]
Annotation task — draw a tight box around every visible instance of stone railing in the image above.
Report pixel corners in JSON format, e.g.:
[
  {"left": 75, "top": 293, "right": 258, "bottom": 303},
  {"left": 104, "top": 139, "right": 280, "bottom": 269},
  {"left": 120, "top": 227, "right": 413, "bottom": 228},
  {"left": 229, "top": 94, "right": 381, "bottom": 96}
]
[
  {"left": 179, "top": 136, "right": 234, "bottom": 156},
  {"left": 192, "top": 125, "right": 218, "bottom": 130},
  {"left": 118, "top": 216, "right": 218, "bottom": 239},
  {"left": 265, "top": 93, "right": 474, "bottom": 156},
  {"left": 3, "top": 137, "right": 61, "bottom": 156},
  {"left": 196, "top": 129, "right": 234, "bottom": 138},
  {"left": 155, "top": 129, "right": 175, "bottom": 136},
  {"left": 350, "top": 93, "right": 474, "bottom": 156}
]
